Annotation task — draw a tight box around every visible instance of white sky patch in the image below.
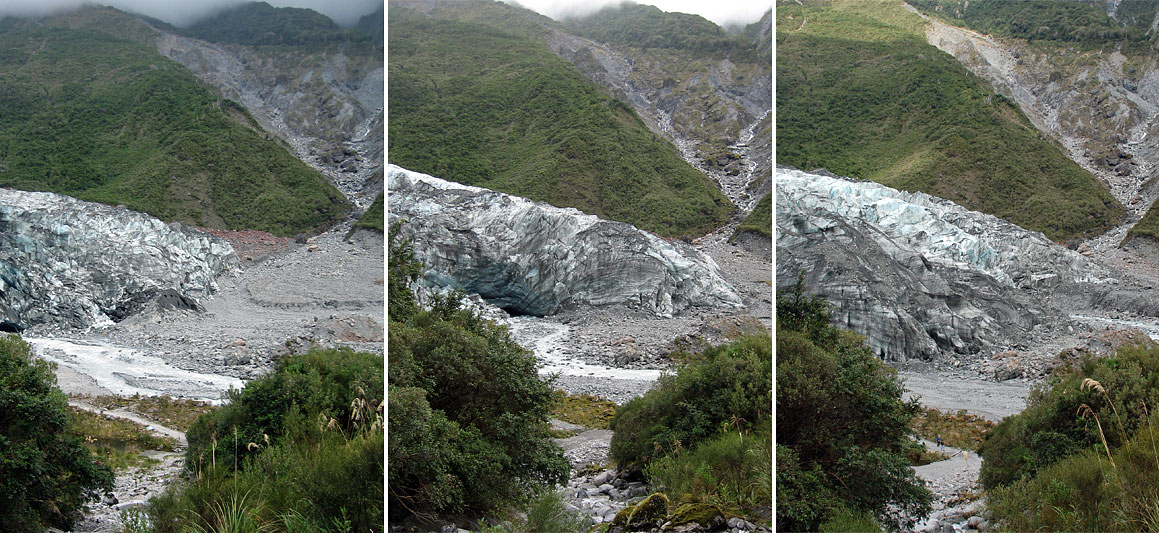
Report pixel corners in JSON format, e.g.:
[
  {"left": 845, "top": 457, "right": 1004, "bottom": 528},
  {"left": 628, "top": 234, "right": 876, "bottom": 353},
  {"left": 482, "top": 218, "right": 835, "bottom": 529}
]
[
  {"left": 0, "top": 0, "right": 382, "bottom": 27},
  {"left": 501, "top": 0, "right": 771, "bottom": 27}
]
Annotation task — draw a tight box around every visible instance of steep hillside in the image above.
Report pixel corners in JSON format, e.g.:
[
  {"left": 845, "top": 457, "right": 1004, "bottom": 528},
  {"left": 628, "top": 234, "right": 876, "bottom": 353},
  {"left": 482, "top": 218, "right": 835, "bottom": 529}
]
[
  {"left": 154, "top": 2, "right": 384, "bottom": 208},
  {"left": 387, "top": 0, "right": 771, "bottom": 213},
  {"left": 777, "top": 0, "right": 1123, "bottom": 242},
  {"left": 388, "top": 7, "right": 732, "bottom": 238},
  {"left": 910, "top": 0, "right": 1159, "bottom": 256},
  {"left": 0, "top": 9, "right": 348, "bottom": 236}
]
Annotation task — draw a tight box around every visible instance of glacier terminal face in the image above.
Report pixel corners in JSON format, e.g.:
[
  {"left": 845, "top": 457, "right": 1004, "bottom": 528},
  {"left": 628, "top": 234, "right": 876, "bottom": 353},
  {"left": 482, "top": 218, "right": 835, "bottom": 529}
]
[
  {"left": 776, "top": 167, "right": 1101, "bottom": 362},
  {"left": 387, "top": 165, "right": 743, "bottom": 317},
  {"left": 0, "top": 190, "right": 240, "bottom": 331}
]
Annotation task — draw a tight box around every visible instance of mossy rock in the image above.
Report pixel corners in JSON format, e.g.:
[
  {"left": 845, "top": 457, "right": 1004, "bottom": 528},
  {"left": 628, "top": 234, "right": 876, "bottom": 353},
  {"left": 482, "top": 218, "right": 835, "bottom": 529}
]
[
  {"left": 608, "top": 492, "right": 669, "bottom": 532},
  {"left": 664, "top": 503, "right": 725, "bottom": 530}
]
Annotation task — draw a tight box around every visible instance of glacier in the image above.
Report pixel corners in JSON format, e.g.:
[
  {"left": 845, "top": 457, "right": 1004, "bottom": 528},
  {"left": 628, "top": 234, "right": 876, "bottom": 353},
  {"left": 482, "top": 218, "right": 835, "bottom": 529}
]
[
  {"left": 0, "top": 189, "right": 239, "bottom": 331},
  {"left": 776, "top": 167, "right": 1103, "bottom": 362},
  {"left": 387, "top": 165, "right": 744, "bottom": 317}
]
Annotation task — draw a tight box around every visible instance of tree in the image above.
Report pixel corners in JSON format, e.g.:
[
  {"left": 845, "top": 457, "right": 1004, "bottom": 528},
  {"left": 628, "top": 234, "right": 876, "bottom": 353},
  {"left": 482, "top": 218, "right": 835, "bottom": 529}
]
[
  {"left": 387, "top": 224, "right": 569, "bottom": 519},
  {"left": 0, "top": 334, "right": 113, "bottom": 530},
  {"left": 775, "top": 279, "right": 931, "bottom": 531}
]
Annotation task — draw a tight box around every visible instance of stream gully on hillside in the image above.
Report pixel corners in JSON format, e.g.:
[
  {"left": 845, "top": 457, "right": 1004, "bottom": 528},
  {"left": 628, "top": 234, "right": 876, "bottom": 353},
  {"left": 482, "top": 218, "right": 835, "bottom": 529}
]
[{"left": 26, "top": 337, "right": 242, "bottom": 404}]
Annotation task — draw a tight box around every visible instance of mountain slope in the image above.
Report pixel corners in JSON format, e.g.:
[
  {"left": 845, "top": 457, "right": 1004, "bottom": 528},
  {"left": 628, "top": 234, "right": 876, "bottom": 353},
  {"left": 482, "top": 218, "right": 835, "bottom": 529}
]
[
  {"left": 388, "top": 7, "right": 732, "bottom": 238},
  {"left": 777, "top": 0, "right": 1123, "bottom": 242},
  {"left": 0, "top": 10, "right": 348, "bottom": 236}
]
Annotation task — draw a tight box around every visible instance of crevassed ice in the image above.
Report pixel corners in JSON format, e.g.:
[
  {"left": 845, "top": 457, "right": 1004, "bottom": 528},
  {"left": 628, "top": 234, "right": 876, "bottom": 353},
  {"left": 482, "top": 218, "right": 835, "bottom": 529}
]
[{"left": 776, "top": 167, "right": 1104, "bottom": 286}]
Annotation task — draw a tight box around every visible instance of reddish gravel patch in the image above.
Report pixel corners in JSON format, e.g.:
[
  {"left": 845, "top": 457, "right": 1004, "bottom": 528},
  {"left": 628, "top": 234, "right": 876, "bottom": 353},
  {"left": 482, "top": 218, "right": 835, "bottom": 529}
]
[{"left": 198, "top": 228, "right": 292, "bottom": 262}]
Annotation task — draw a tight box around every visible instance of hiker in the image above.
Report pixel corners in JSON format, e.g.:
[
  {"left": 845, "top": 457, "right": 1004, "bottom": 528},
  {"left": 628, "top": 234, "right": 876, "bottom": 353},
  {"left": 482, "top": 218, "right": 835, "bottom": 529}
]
[{"left": 936, "top": 435, "right": 942, "bottom": 449}]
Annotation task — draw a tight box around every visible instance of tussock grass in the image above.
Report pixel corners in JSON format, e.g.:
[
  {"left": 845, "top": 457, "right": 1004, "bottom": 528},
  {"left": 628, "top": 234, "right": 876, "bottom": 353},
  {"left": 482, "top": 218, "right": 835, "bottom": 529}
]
[
  {"left": 551, "top": 390, "right": 616, "bottom": 430},
  {"left": 65, "top": 406, "right": 178, "bottom": 471},
  {"left": 74, "top": 393, "right": 215, "bottom": 432},
  {"left": 911, "top": 407, "right": 995, "bottom": 452}
]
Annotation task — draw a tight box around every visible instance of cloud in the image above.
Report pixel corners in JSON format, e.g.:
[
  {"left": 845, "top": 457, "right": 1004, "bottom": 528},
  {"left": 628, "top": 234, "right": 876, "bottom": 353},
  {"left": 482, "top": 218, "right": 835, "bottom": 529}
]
[
  {"left": 501, "top": 0, "right": 770, "bottom": 27},
  {"left": 0, "top": 0, "right": 383, "bottom": 28}
]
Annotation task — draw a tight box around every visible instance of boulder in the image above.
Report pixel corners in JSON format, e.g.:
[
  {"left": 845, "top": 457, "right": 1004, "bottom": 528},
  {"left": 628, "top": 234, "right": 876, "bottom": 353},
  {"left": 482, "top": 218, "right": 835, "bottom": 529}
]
[
  {"left": 663, "top": 502, "right": 726, "bottom": 531},
  {"left": 608, "top": 492, "right": 669, "bottom": 533}
]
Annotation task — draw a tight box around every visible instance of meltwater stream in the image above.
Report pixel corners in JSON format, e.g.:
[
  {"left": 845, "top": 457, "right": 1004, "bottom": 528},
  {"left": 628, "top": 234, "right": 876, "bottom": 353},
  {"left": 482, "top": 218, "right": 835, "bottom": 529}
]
[
  {"left": 504, "top": 316, "right": 663, "bottom": 381},
  {"left": 27, "top": 337, "right": 243, "bottom": 404}
]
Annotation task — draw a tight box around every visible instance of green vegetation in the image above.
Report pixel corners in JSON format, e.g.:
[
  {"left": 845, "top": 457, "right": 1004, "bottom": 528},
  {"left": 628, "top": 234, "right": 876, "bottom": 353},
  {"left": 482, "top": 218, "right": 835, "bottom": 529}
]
[
  {"left": 65, "top": 406, "right": 178, "bottom": 471},
  {"left": 777, "top": 0, "right": 1123, "bottom": 241},
  {"left": 351, "top": 192, "right": 384, "bottom": 234},
  {"left": 0, "top": 334, "right": 114, "bottom": 531},
  {"left": 776, "top": 278, "right": 932, "bottom": 531},
  {"left": 551, "top": 390, "right": 616, "bottom": 429},
  {"left": 147, "top": 347, "right": 384, "bottom": 531},
  {"left": 1126, "top": 200, "right": 1159, "bottom": 245},
  {"left": 388, "top": 8, "right": 733, "bottom": 238},
  {"left": 980, "top": 339, "right": 1159, "bottom": 530},
  {"left": 74, "top": 393, "right": 215, "bottom": 432},
  {"left": 387, "top": 228, "right": 569, "bottom": 520},
  {"left": 732, "top": 192, "right": 772, "bottom": 240},
  {"left": 0, "top": 17, "right": 349, "bottom": 236},
  {"left": 980, "top": 339, "right": 1159, "bottom": 490},
  {"left": 909, "top": 0, "right": 1143, "bottom": 44},
  {"left": 912, "top": 407, "right": 995, "bottom": 452},
  {"left": 608, "top": 333, "right": 770, "bottom": 523},
  {"left": 184, "top": 1, "right": 377, "bottom": 49},
  {"left": 564, "top": 3, "right": 759, "bottom": 60}
]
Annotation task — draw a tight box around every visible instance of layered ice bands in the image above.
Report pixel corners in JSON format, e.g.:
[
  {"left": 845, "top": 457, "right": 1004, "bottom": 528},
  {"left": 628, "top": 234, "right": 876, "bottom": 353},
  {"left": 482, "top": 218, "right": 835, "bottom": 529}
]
[
  {"left": 0, "top": 189, "right": 240, "bottom": 330},
  {"left": 776, "top": 167, "right": 1106, "bottom": 289},
  {"left": 776, "top": 167, "right": 1090, "bottom": 362},
  {"left": 388, "top": 165, "right": 744, "bottom": 317}
]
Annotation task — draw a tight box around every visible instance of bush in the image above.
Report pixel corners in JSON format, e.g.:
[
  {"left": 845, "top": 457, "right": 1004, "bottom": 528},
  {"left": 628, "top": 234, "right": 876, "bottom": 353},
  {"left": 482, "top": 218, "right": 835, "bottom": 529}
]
[
  {"left": 153, "top": 347, "right": 384, "bottom": 532},
  {"left": 644, "top": 422, "right": 772, "bottom": 509},
  {"left": 980, "top": 340, "right": 1159, "bottom": 489},
  {"left": 0, "top": 334, "right": 113, "bottom": 530},
  {"left": 609, "top": 334, "right": 771, "bottom": 469},
  {"left": 775, "top": 279, "right": 931, "bottom": 531},
  {"left": 387, "top": 225, "right": 569, "bottom": 519}
]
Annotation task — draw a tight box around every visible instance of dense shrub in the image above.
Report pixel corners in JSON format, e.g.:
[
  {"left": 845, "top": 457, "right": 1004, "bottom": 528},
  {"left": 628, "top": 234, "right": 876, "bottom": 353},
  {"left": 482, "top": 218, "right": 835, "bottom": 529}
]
[
  {"left": 0, "top": 334, "right": 113, "bottom": 530},
  {"left": 387, "top": 226, "right": 569, "bottom": 519},
  {"left": 154, "top": 347, "right": 384, "bottom": 532},
  {"left": 775, "top": 279, "right": 931, "bottom": 531},
  {"left": 609, "top": 334, "right": 771, "bottom": 469},
  {"left": 980, "top": 340, "right": 1159, "bottom": 489},
  {"left": 643, "top": 422, "right": 772, "bottom": 509}
]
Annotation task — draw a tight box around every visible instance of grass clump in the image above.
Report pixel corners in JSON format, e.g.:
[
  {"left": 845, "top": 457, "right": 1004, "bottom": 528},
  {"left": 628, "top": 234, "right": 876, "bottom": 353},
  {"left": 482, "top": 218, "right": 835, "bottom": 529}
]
[
  {"left": 74, "top": 393, "right": 215, "bottom": 432},
  {"left": 551, "top": 391, "right": 616, "bottom": 430},
  {"left": 912, "top": 407, "right": 995, "bottom": 452},
  {"left": 777, "top": 0, "right": 1123, "bottom": 241},
  {"left": 65, "top": 406, "right": 178, "bottom": 471},
  {"left": 732, "top": 192, "right": 771, "bottom": 240}
]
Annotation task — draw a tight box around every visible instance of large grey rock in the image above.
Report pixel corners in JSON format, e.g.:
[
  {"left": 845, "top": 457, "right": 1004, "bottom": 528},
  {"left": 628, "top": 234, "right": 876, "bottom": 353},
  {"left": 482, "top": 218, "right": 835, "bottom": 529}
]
[
  {"left": 776, "top": 167, "right": 1104, "bottom": 362},
  {"left": 0, "top": 190, "right": 239, "bottom": 330},
  {"left": 388, "top": 165, "right": 743, "bottom": 317}
]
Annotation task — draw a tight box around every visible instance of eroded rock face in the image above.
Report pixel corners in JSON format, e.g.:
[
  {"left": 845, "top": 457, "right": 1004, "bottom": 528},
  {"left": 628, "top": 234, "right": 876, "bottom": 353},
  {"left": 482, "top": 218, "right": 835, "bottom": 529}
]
[
  {"left": 0, "top": 190, "right": 239, "bottom": 330},
  {"left": 388, "top": 165, "right": 743, "bottom": 317},
  {"left": 776, "top": 168, "right": 1102, "bottom": 362}
]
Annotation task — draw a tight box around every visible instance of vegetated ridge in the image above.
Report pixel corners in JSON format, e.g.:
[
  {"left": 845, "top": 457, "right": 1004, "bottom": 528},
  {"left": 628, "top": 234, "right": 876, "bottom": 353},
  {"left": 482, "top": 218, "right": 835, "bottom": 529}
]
[
  {"left": 0, "top": 7, "right": 349, "bottom": 236},
  {"left": 777, "top": 0, "right": 1123, "bottom": 243},
  {"left": 388, "top": 6, "right": 732, "bottom": 238}
]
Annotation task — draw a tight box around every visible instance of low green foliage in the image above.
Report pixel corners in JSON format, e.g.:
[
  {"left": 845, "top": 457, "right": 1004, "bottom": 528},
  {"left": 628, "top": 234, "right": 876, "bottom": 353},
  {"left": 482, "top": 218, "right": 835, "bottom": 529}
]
[
  {"left": 609, "top": 334, "right": 771, "bottom": 468},
  {"left": 732, "top": 192, "right": 771, "bottom": 240},
  {"left": 0, "top": 334, "right": 114, "bottom": 531},
  {"left": 388, "top": 8, "right": 733, "bottom": 238},
  {"left": 75, "top": 393, "right": 215, "bottom": 432},
  {"left": 563, "top": 3, "right": 761, "bottom": 60},
  {"left": 352, "top": 192, "right": 385, "bottom": 234},
  {"left": 387, "top": 226, "right": 568, "bottom": 519},
  {"left": 154, "top": 347, "right": 384, "bottom": 532},
  {"left": 903, "top": 440, "right": 951, "bottom": 466},
  {"left": 777, "top": 0, "right": 1123, "bottom": 241},
  {"left": 644, "top": 422, "right": 772, "bottom": 511},
  {"left": 980, "top": 340, "right": 1159, "bottom": 490},
  {"left": 551, "top": 390, "right": 616, "bottom": 429},
  {"left": 775, "top": 278, "right": 931, "bottom": 531},
  {"left": 1126, "top": 201, "right": 1159, "bottom": 245},
  {"left": 65, "top": 406, "right": 177, "bottom": 471},
  {"left": 912, "top": 407, "right": 995, "bottom": 452},
  {"left": 819, "top": 506, "right": 885, "bottom": 533}
]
